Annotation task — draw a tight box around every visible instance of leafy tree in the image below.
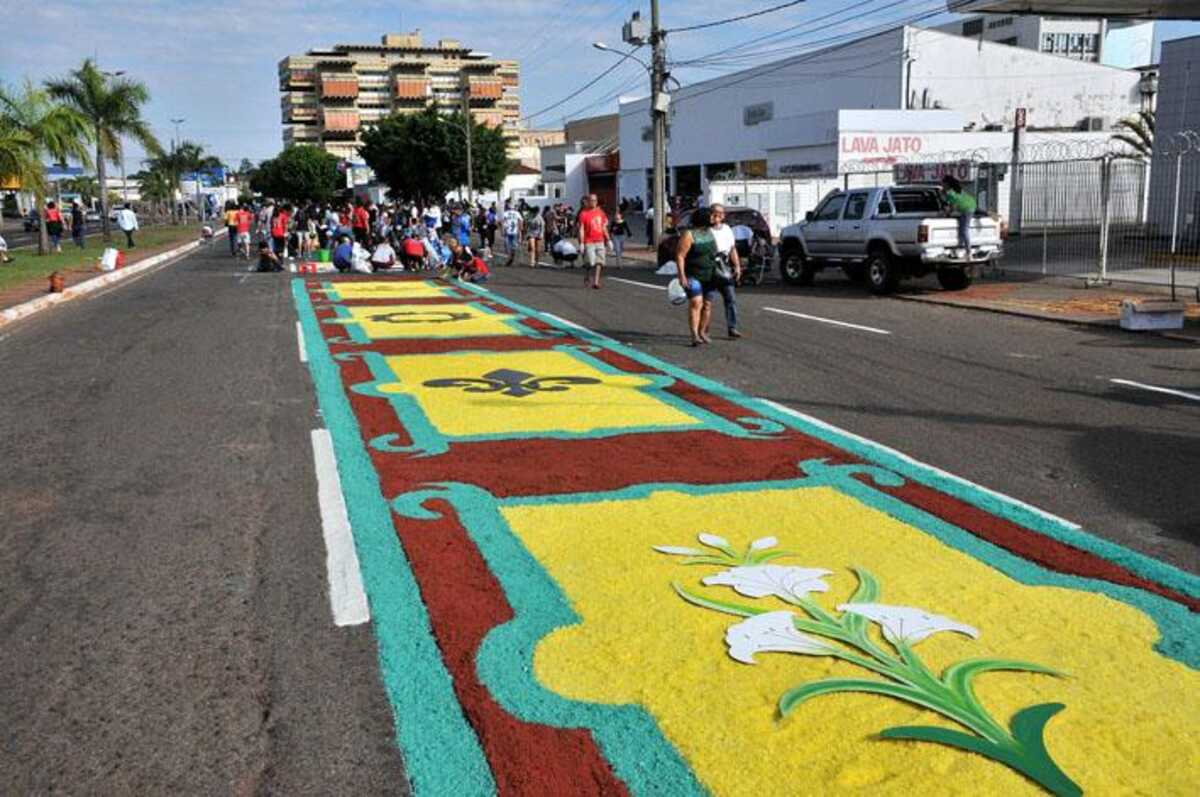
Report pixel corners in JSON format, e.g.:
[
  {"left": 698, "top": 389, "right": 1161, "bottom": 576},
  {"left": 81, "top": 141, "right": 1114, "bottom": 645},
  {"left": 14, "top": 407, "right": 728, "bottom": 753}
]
[
  {"left": 0, "top": 80, "right": 91, "bottom": 253},
  {"left": 62, "top": 175, "right": 99, "bottom": 205},
  {"left": 359, "top": 105, "right": 510, "bottom": 203},
  {"left": 250, "top": 145, "right": 340, "bottom": 203},
  {"left": 133, "top": 166, "right": 174, "bottom": 220},
  {"left": 1112, "top": 109, "right": 1154, "bottom": 159},
  {"left": 174, "top": 141, "right": 222, "bottom": 220},
  {"left": 46, "top": 59, "right": 162, "bottom": 242}
]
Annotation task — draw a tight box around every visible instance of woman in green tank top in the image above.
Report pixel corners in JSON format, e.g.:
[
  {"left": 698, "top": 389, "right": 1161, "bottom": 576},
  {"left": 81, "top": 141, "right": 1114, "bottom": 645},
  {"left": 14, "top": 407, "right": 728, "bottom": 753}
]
[{"left": 675, "top": 207, "right": 720, "bottom": 346}]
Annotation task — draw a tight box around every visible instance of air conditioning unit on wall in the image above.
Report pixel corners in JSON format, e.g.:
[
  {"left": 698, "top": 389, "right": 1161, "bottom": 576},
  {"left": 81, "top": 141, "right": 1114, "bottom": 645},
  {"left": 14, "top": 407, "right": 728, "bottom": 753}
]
[{"left": 1079, "top": 116, "right": 1105, "bottom": 131}]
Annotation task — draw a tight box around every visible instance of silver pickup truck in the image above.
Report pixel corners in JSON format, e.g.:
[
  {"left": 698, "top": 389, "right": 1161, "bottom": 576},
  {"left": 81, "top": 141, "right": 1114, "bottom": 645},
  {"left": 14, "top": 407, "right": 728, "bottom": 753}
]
[{"left": 778, "top": 185, "right": 1004, "bottom": 293}]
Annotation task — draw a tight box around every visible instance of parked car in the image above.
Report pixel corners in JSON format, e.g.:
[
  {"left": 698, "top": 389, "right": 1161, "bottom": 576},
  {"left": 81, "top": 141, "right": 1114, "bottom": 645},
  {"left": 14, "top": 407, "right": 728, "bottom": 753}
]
[
  {"left": 777, "top": 186, "right": 1003, "bottom": 293},
  {"left": 655, "top": 206, "right": 773, "bottom": 267},
  {"left": 22, "top": 210, "right": 40, "bottom": 232},
  {"left": 85, "top": 210, "right": 102, "bottom": 223}
]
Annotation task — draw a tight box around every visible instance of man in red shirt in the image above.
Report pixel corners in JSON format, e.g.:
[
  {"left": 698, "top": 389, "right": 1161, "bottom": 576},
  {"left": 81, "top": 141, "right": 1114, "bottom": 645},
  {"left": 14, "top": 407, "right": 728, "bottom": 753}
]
[
  {"left": 576, "top": 194, "right": 611, "bottom": 289},
  {"left": 235, "top": 205, "right": 253, "bottom": 258},
  {"left": 352, "top": 200, "right": 370, "bottom": 246}
]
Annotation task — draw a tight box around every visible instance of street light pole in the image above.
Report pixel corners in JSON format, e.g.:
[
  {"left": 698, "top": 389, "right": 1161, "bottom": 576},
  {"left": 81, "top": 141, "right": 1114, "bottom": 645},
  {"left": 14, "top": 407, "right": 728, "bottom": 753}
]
[
  {"left": 650, "top": 0, "right": 667, "bottom": 246},
  {"left": 462, "top": 84, "right": 474, "bottom": 204},
  {"left": 170, "top": 117, "right": 185, "bottom": 222}
]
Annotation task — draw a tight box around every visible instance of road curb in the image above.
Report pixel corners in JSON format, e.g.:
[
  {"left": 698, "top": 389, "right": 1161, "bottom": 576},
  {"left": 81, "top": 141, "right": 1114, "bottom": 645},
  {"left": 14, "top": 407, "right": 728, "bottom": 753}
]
[
  {"left": 0, "top": 232, "right": 221, "bottom": 329},
  {"left": 893, "top": 293, "right": 1200, "bottom": 345}
]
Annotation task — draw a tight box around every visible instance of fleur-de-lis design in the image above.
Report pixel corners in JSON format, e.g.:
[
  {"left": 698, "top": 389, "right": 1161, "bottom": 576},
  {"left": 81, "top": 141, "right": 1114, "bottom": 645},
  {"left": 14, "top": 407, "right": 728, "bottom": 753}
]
[
  {"left": 423, "top": 368, "right": 602, "bottom": 398},
  {"left": 369, "top": 310, "right": 473, "bottom": 324}
]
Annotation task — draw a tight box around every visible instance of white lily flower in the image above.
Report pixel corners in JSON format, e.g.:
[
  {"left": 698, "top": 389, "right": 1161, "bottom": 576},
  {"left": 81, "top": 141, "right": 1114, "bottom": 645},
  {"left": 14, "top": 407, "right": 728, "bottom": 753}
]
[
  {"left": 703, "top": 565, "right": 832, "bottom": 601},
  {"left": 725, "top": 611, "right": 836, "bottom": 664},
  {"left": 837, "top": 603, "right": 979, "bottom": 646},
  {"left": 653, "top": 545, "right": 706, "bottom": 556},
  {"left": 750, "top": 536, "right": 778, "bottom": 551},
  {"left": 697, "top": 533, "right": 731, "bottom": 548}
]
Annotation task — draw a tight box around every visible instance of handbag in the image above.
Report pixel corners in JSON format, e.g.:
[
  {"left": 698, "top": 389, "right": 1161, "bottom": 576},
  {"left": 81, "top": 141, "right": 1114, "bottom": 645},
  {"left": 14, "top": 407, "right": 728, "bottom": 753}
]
[{"left": 714, "top": 252, "right": 733, "bottom": 284}]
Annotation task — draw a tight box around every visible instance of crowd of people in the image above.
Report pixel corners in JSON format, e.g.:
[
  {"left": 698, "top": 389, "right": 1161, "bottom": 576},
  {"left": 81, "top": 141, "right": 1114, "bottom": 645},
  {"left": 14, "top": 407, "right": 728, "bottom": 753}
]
[
  {"left": 227, "top": 191, "right": 752, "bottom": 346},
  {"left": 232, "top": 193, "right": 635, "bottom": 288}
]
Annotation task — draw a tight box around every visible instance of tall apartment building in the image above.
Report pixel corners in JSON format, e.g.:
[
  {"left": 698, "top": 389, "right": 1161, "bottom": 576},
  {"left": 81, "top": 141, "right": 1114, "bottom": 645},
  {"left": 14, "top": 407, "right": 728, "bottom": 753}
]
[{"left": 278, "top": 31, "right": 520, "bottom": 161}]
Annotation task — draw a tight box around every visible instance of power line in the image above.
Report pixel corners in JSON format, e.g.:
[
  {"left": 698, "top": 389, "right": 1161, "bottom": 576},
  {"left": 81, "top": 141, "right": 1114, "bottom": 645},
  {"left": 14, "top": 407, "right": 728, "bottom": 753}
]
[
  {"left": 520, "top": 57, "right": 630, "bottom": 124},
  {"left": 666, "top": 1, "right": 807, "bottom": 34}
]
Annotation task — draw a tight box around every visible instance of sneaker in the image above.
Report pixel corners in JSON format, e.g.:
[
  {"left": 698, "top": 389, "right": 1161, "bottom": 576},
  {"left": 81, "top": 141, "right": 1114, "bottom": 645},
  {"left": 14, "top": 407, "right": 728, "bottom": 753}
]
[{"left": 728, "top": 329, "right": 742, "bottom": 339}]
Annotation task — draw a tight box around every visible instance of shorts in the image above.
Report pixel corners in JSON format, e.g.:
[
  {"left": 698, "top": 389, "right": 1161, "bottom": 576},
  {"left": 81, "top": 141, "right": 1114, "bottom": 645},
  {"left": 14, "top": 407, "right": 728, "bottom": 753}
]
[
  {"left": 583, "top": 242, "right": 606, "bottom": 267},
  {"left": 237, "top": 232, "right": 250, "bottom": 244},
  {"left": 684, "top": 277, "right": 718, "bottom": 301}
]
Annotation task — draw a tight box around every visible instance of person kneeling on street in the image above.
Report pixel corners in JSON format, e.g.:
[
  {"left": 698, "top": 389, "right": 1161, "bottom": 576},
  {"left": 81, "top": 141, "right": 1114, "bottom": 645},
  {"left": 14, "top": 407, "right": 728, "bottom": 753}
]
[
  {"left": 332, "top": 235, "right": 355, "bottom": 273},
  {"left": 257, "top": 240, "right": 283, "bottom": 273},
  {"left": 449, "top": 241, "right": 489, "bottom": 283},
  {"left": 371, "top": 239, "right": 397, "bottom": 270}
]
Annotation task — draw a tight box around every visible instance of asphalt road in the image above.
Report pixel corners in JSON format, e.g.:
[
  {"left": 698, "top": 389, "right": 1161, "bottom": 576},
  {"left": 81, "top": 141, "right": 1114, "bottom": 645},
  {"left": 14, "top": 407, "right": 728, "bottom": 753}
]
[
  {"left": 484, "top": 259, "right": 1200, "bottom": 574},
  {"left": 0, "top": 246, "right": 407, "bottom": 793},
  {"left": 0, "top": 243, "right": 1195, "bottom": 790}
]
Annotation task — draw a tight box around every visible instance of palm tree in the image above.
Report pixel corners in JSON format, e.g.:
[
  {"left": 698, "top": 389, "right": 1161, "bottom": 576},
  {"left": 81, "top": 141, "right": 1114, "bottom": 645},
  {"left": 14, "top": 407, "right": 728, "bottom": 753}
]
[
  {"left": 62, "top": 175, "right": 100, "bottom": 207},
  {"left": 133, "top": 166, "right": 174, "bottom": 221},
  {"left": 1111, "top": 109, "right": 1154, "bottom": 159},
  {"left": 174, "top": 141, "right": 222, "bottom": 222},
  {"left": 45, "top": 59, "right": 162, "bottom": 242},
  {"left": 0, "top": 80, "right": 92, "bottom": 253}
]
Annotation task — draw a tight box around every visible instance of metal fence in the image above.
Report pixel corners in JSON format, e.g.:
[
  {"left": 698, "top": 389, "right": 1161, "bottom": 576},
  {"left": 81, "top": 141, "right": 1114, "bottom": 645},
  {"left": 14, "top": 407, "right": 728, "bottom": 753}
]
[
  {"left": 1003, "top": 140, "right": 1200, "bottom": 297},
  {"left": 702, "top": 133, "right": 1200, "bottom": 297}
]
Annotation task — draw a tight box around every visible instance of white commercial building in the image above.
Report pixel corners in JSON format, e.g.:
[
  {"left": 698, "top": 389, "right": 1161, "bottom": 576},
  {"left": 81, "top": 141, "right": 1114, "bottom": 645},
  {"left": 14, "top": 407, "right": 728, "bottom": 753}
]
[
  {"left": 618, "top": 25, "right": 1145, "bottom": 222},
  {"left": 1147, "top": 35, "right": 1200, "bottom": 239}
]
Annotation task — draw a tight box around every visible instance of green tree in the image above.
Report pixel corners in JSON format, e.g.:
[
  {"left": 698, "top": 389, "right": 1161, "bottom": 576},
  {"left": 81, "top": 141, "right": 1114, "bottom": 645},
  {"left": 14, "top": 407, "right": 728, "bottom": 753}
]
[
  {"left": 1112, "top": 109, "right": 1154, "bottom": 159},
  {"left": 62, "top": 174, "right": 99, "bottom": 205},
  {"left": 359, "top": 105, "right": 510, "bottom": 203},
  {"left": 250, "top": 145, "right": 340, "bottom": 203},
  {"left": 133, "top": 166, "right": 174, "bottom": 220},
  {"left": 46, "top": 59, "right": 162, "bottom": 242},
  {"left": 0, "top": 80, "right": 92, "bottom": 253},
  {"left": 174, "top": 141, "right": 222, "bottom": 221}
]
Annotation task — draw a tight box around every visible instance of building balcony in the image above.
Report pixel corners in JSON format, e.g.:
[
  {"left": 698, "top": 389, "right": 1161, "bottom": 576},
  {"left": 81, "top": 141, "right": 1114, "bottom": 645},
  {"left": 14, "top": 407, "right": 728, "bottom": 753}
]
[
  {"left": 284, "top": 106, "right": 318, "bottom": 123},
  {"left": 320, "top": 109, "right": 360, "bottom": 137},
  {"left": 319, "top": 73, "right": 359, "bottom": 99},
  {"left": 393, "top": 77, "right": 432, "bottom": 101},
  {"left": 465, "top": 77, "right": 503, "bottom": 100}
]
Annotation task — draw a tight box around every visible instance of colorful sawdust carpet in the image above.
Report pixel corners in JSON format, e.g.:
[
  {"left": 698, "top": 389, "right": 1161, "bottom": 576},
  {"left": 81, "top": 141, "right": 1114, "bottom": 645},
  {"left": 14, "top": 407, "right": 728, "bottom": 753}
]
[{"left": 295, "top": 277, "right": 1198, "bottom": 796}]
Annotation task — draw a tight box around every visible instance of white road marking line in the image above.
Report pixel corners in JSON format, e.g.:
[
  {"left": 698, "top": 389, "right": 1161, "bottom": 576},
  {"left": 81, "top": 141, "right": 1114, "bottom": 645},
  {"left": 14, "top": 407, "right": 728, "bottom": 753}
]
[
  {"left": 761, "top": 399, "right": 1082, "bottom": 530},
  {"left": 763, "top": 306, "right": 892, "bottom": 335},
  {"left": 609, "top": 277, "right": 666, "bottom": 291},
  {"left": 1110, "top": 379, "right": 1200, "bottom": 403},
  {"left": 542, "top": 312, "right": 592, "bottom": 333},
  {"left": 296, "top": 321, "right": 308, "bottom": 363},
  {"left": 310, "top": 429, "right": 370, "bottom": 627}
]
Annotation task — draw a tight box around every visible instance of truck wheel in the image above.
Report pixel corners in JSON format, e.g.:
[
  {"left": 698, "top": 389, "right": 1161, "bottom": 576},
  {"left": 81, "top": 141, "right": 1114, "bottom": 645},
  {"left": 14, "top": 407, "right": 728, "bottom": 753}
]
[
  {"left": 866, "top": 250, "right": 899, "bottom": 294},
  {"left": 936, "top": 267, "right": 972, "bottom": 291},
  {"left": 780, "top": 249, "right": 814, "bottom": 286}
]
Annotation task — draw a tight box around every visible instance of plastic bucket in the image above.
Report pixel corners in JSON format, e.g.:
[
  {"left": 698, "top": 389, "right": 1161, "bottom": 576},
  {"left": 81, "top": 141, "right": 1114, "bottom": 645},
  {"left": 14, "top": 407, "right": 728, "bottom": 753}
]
[{"left": 317, "top": 248, "right": 331, "bottom": 263}]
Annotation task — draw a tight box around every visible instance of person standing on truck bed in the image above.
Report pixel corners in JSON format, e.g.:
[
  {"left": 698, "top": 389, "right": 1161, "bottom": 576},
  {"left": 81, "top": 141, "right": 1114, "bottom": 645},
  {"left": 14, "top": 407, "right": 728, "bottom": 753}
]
[{"left": 941, "top": 175, "right": 977, "bottom": 256}]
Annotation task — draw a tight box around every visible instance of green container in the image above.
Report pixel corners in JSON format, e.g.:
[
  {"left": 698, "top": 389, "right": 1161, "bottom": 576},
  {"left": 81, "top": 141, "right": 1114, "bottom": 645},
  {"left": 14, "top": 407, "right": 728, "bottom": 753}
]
[{"left": 317, "top": 248, "right": 331, "bottom": 263}]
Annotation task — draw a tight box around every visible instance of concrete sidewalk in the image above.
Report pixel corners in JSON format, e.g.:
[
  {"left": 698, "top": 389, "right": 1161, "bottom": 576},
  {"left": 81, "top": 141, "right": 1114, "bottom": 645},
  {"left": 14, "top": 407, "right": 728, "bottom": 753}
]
[{"left": 895, "top": 277, "right": 1200, "bottom": 343}]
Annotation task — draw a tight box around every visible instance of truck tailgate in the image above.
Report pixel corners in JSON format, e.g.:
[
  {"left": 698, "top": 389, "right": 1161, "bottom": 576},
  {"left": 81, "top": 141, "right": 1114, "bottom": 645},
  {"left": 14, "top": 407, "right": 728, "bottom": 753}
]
[{"left": 926, "top": 219, "right": 1001, "bottom": 246}]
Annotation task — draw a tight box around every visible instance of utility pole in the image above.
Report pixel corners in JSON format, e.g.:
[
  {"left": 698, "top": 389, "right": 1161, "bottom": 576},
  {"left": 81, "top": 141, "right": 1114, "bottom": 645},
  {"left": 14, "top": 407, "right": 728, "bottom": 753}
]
[
  {"left": 462, "top": 84, "right": 474, "bottom": 204},
  {"left": 171, "top": 117, "right": 185, "bottom": 223},
  {"left": 650, "top": 0, "right": 667, "bottom": 245}
]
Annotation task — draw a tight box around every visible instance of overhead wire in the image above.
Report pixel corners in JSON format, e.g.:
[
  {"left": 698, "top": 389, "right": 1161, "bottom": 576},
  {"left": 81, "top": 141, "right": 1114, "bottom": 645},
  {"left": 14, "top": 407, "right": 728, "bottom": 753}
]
[{"left": 665, "top": 1, "right": 808, "bottom": 34}]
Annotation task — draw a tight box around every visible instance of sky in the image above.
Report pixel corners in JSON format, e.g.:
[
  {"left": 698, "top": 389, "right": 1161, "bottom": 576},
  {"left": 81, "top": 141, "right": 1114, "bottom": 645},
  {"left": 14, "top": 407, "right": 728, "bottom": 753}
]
[{"left": 4, "top": 0, "right": 1199, "bottom": 173}]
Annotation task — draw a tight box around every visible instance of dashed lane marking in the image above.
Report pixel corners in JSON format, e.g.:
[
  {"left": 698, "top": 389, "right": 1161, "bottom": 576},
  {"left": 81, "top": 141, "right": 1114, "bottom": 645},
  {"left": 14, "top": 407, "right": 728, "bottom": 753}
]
[
  {"left": 310, "top": 428, "right": 370, "bottom": 627},
  {"left": 763, "top": 306, "right": 892, "bottom": 335}
]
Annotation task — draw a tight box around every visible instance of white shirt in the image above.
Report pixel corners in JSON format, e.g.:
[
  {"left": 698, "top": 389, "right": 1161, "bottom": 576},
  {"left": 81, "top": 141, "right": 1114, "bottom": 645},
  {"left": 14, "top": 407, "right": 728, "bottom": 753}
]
[
  {"left": 502, "top": 210, "right": 522, "bottom": 236},
  {"left": 711, "top": 224, "right": 735, "bottom": 256},
  {"left": 116, "top": 208, "right": 138, "bottom": 232},
  {"left": 370, "top": 243, "right": 396, "bottom": 264},
  {"left": 553, "top": 239, "right": 577, "bottom": 256}
]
